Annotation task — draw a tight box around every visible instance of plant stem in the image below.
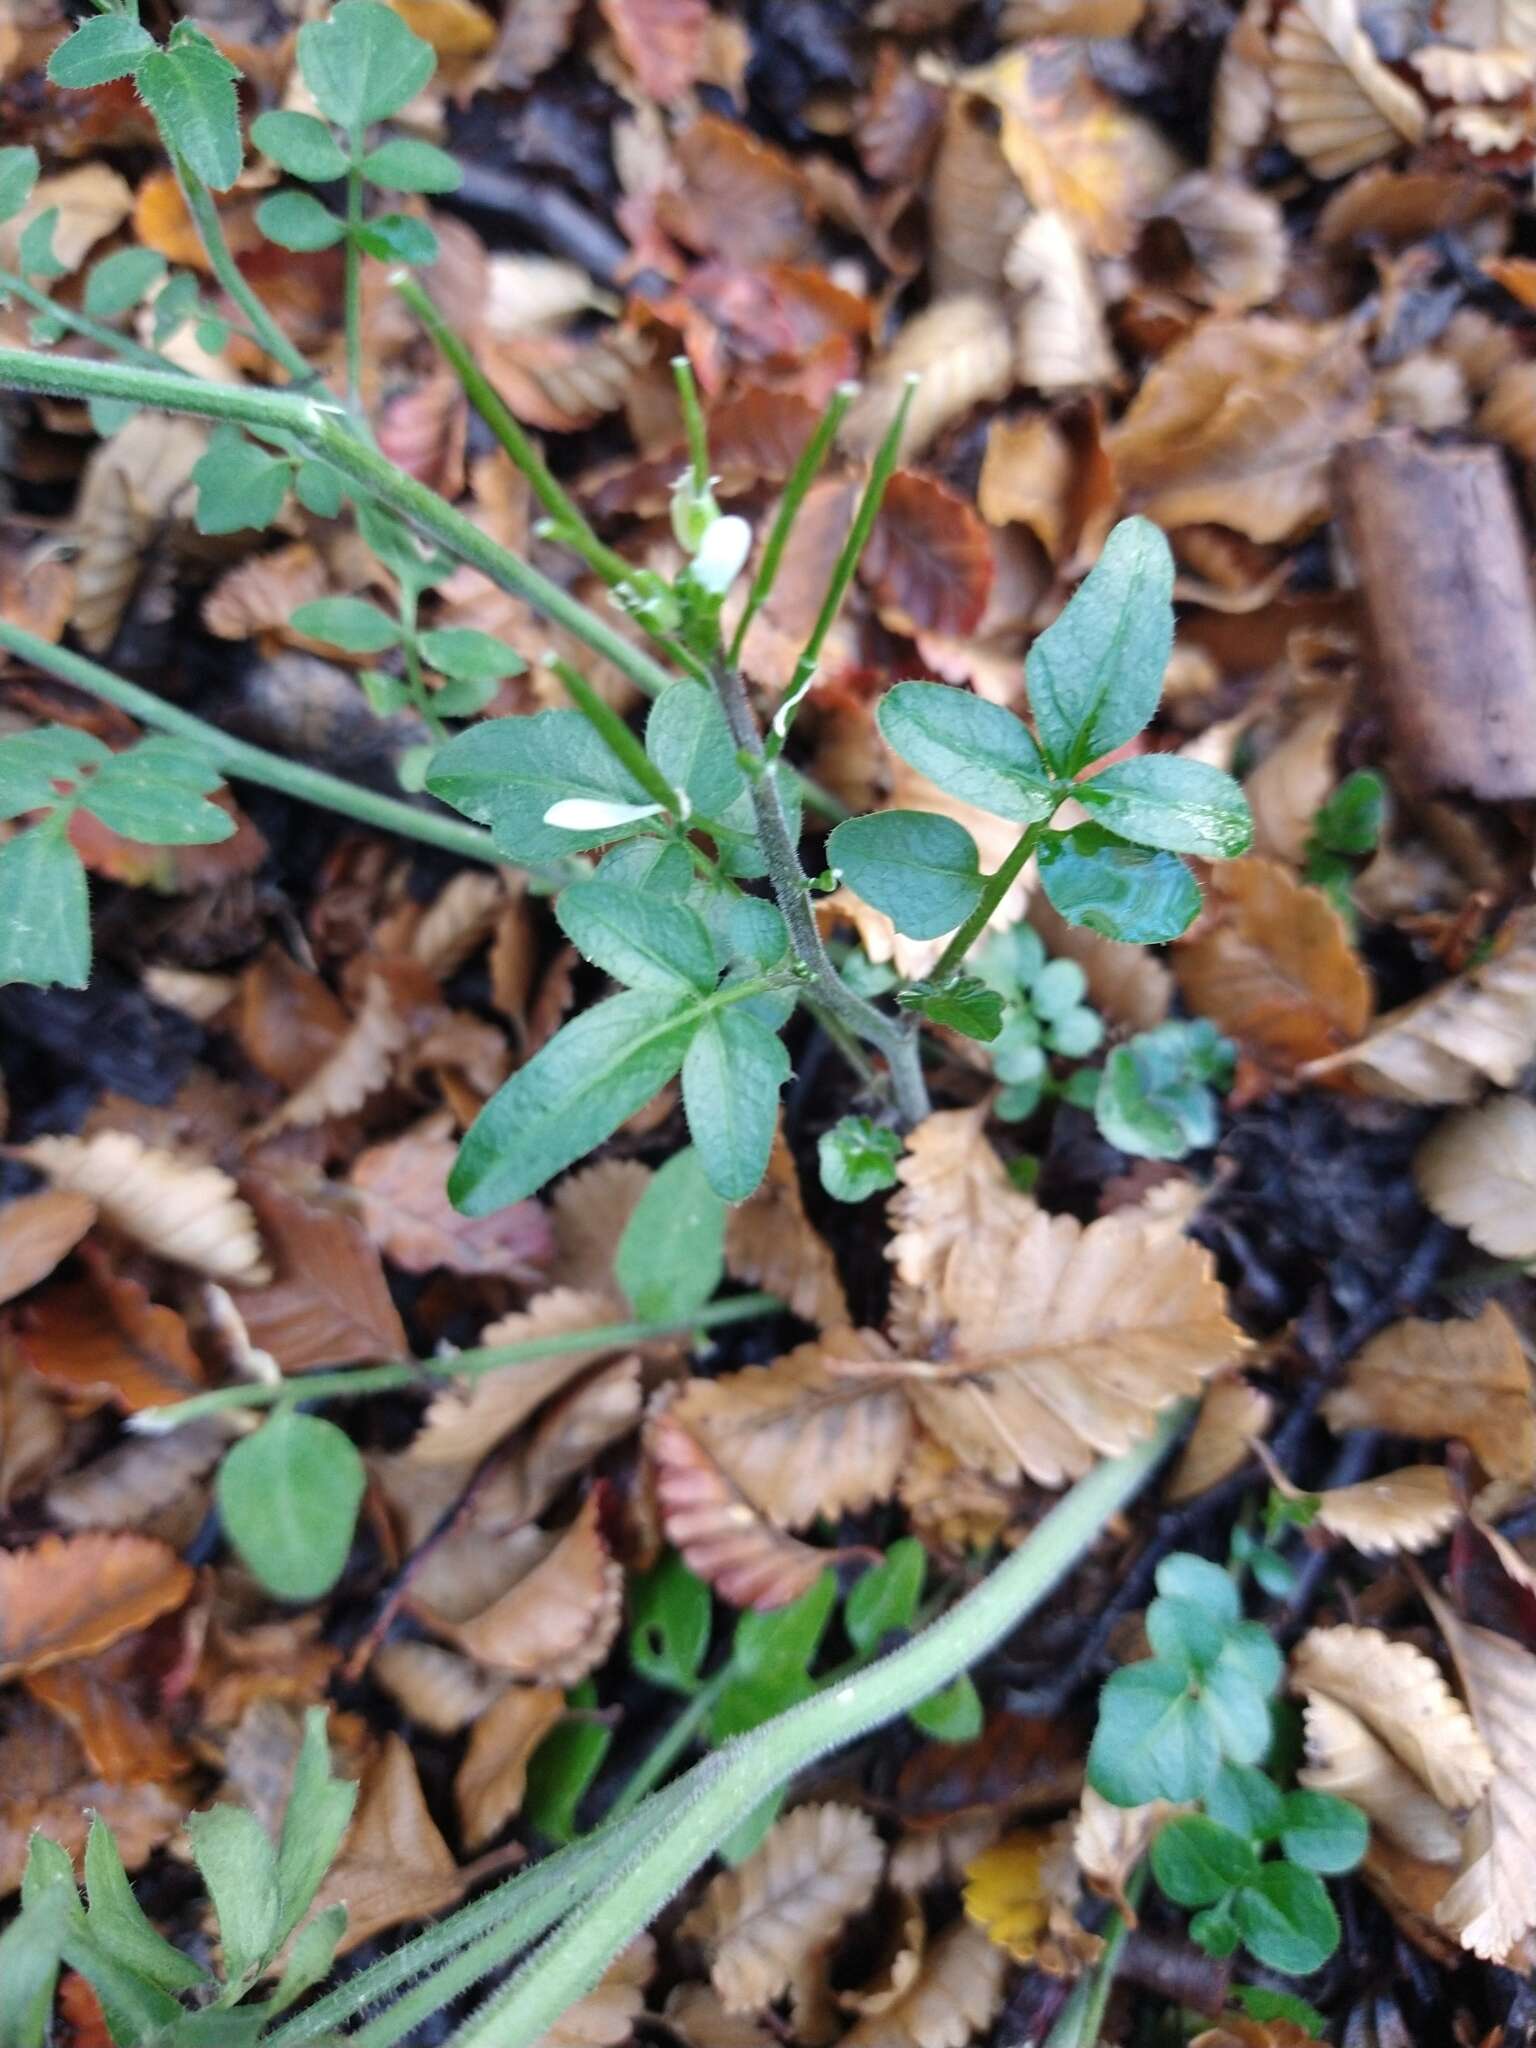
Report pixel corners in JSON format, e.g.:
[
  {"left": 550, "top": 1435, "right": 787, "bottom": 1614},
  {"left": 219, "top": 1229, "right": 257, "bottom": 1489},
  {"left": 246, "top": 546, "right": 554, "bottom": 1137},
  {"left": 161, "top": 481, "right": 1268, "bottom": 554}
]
[
  {"left": 672, "top": 354, "right": 711, "bottom": 500},
  {"left": 0, "top": 618, "right": 501, "bottom": 865},
  {"left": 710, "top": 657, "right": 929, "bottom": 1125},
  {"left": 446, "top": 1406, "right": 1190, "bottom": 2048},
  {"left": 607, "top": 1667, "right": 732, "bottom": 1825},
  {"left": 729, "top": 381, "right": 855, "bottom": 668},
  {"left": 546, "top": 653, "right": 684, "bottom": 817},
  {"left": 928, "top": 822, "right": 1045, "bottom": 983},
  {"left": 343, "top": 141, "right": 365, "bottom": 413},
  {"left": 0, "top": 269, "right": 177, "bottom": 375},
  {"left": 172, "top": 157, "right": 316, "bottom": 390},
  {"left": 133, "top": 1293, "right": 780, "bottom": 1429},
  {"left": 1043, "top": 1879, "right": 1140, "bottom": 2048}
]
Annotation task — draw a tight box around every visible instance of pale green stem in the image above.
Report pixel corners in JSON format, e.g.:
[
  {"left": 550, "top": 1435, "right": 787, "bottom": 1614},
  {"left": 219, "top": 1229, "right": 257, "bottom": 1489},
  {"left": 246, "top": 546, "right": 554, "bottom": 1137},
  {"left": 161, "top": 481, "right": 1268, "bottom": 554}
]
[
  {"left": 545, "top": 653, "right": 683, "bottom": 817},
  {"left": 728, "top": 381, "right": 855, "bottom": 667},
  {"left": 133, "top": 1293, "right": 780, "bottom": 1430},
  {"left": 343, "top": 138, "right": 365, "bottom": 414},
  {"left": 0, "top": 618, "right": 499, "bottom": 865},
  {"left": 671, "top": 354, "right": 711, "bottom": 501},
  {"left": 0, "top": 269, "right": 176, "bottom": 375},
  {"left": 446, "top": 1408, "right": 1190, "bottom": 2048},
  {"left": 928, "top": 821, "right": 1046, "bottom": 984},
  {"left": 171, "top": 157, "right": 316, "bottom": 390}
]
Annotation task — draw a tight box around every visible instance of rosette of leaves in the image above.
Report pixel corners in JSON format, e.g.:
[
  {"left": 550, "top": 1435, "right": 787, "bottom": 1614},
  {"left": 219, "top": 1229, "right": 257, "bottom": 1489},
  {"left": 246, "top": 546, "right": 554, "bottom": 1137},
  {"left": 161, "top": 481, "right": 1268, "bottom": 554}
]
[
  {"left": 828, "top": 521, "right": 1254, "bottom": 952},
  {"left": 1304, "top": 768, "right": 1386, "bottom": 921},
  {"left": 1094, "top": 1016, "right": 1236, "bottom": 1160}
]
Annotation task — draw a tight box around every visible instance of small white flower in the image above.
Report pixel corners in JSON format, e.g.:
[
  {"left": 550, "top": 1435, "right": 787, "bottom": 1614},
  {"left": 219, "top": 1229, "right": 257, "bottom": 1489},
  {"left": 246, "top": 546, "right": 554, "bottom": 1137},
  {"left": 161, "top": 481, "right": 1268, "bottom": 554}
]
[
  {"left": 690, "top": 514, "right": 752, "bottom": 598},
  {"left": 542, "top": 797, "right": 665, "bottom": 831}
]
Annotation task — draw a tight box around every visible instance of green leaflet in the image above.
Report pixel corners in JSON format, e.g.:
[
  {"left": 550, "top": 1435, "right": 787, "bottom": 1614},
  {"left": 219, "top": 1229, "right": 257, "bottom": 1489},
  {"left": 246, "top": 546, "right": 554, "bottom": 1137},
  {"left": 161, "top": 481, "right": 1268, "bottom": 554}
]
[
  {"left": 216, "top": 1409, "right": 366, "bottom": 1602},
  {"left": 427, "top": 709, "right": 659, "bottom": 865},
  {"left": 556, "top": 881, "right": 718, "bottom": 996},
  {"left": 877, "top": 681, "right": 1053, "bottom": 825},
  {"left": 828, "top": 809, "right": 984, "bottom": 940},
  {"left": 682, "top": 1004, "right": 790, "bottom": 1203},
  {"left": 136, "top": 27, "right": 244, "bottom": 193},
  {"left": 1036, "top": 824, "right": 1201, "bottom": 944},
  {"left": 297, "top": 0, "right": 436, "bottom": 129},
  {"left": 1077, "top": 754, "right": 1253, "bottom": 859},
  {"left": 46, "top": 15, "right": 154, "bottom": 88},
  {"left": 614, "top": 1146, "right": 725, "bottom": 1323},
  {"left": 0, "top": 821, "right": 90, "bottom": 990}
]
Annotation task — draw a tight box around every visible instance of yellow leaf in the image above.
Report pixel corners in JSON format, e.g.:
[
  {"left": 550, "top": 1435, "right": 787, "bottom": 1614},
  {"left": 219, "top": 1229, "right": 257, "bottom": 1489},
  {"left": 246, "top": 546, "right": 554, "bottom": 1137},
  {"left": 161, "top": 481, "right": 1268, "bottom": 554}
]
[{"left": 962, "top": 1826, "right": 1058, "bottom": 1960}]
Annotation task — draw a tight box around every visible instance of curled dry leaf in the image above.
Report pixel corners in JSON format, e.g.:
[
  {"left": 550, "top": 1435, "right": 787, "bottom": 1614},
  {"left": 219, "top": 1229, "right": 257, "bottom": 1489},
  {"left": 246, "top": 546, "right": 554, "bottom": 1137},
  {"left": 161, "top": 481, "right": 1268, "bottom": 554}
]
[
  {"left": 1173, "top": 857, "right": 1372, "bottom": 1073},
  {"left": 1290, "top": 1624, "right": 1495, "bottom": 1811},
  {"left": 373, "top": 1639, "right": 509, "bottom": 1735},
  {"left": 46, "top": 1420, "right": 231, "bottom": 1533},
  {"left": 231, "top": 1173, "right": 407, "bottom": 1372},
  {"left": 598, "top": 0, "right": 707, "bottom": 100},
  {"left": 1146, "top": 174, "right": 1288, "bottom": 311},
  {"left": 22, "top": 1630, "right": 192, "bottom": 1786},
  {"left": 260, "top": 971, "right": 409, "bottom": 1133},
  {"left": 680, "top": 1803, "right": 885, "bottom": 2012},
  {"left": 1242, "top": 702, "right": 1347, "bottom": 868},
  {"left": 18, "top": 1133, "right": 270, "bottom": 1285},
  {"left": 1299, "top": 1692, "right": 1465, "bottom": 1863},
  {"left": 1108, "top": 318, "right": 1375, "bottom": 543},
  {"left": 886, "top": 1103, "right": 1034, "bottom": 1302},
  {"left": 725, "top": 1129, "right": 849, "bottom": 1329},
  {"left": 1007, "top": 210, "right": 1116, "bottom": 394},
  {"left": 650, "top": 1403, "right": 840, "bottom": 1610},
  {"left": 19, "top": 1260, "right": 203, "bottom": 1414},
  {"left": 898, "top": 1435, "right": 1019, "bottom": 1555},
  {"left": 1429, "top": 1590, "right": 1536, "bottom": 1960},
  {"left": 842, "top": 1919, "right": 1008, "bottom": 2048},
  {"left": 1313, "top": 1465, "right": 1459, "bottom": 1555},
  {"left": 306, "top": 1733, "right": 468, "bottom": 1953},
  {"left": 1303, "top": 908, "right": 1536, "bottom": 1102},
  {"left": 0, "top": 1696, "right": 187, "bottom": 1896},
  {"left": 841, "top": 296, "right": 1016, "bottom": 463},
  {"left": 70, "top": 416, "right": 208, "bottom": 653},
  {"left": 0, "top": 1531, "right": 194, "bottom": 1681},
  {"left": 1416, "top": 1095, "right": 1536, "bottom": 1261},
  {"left": 411, "top": 1289, "right": 629, "bottom": 1466},
  {"left": 1075, "top": 1785, "right": 1183, "bottom": 1914},
  {"left": 1321, "top": 1303, "right": 1536, "bottom": 1483},
  {"left": 0, "top": 1343, "right": 66, "bottom": 1512},
  {"left": 349, "top": 1119, "right": 553, "bottom": 1278},
  {"left": 1272, "top": 0, "right": 1428, "bottom": 178},
  {"left": 0, "top": 1190, "right": 96, "bottom": 1307},
  {"left": 863, "top": 473, "right": 994, "bottom": 640},
  {"left": 1164, "top": 1373, "right": 1272, "bottom": 1503},
  {"left": 455, "top": 1683, "right": 565, "bottom": 1850},
  {"left": 667, "top": 1334, "right": 914, "bottom": 1531},
  {"left": 665, "top": 1984, "right": 779, "bottom": 2048},
  {"left": 203, "top": 542, "right": 331, "bottom": 642}
]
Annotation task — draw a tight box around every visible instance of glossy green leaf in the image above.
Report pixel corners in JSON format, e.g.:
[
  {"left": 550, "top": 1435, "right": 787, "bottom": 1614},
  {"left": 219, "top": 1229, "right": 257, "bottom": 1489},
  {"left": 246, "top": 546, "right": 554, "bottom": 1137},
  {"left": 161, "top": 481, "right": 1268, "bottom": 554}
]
[
  {"left": 828, "top": 809, "right": 984, "bottom": 940},
  {"left": 47, "top": 16, "right": 153, "bottom": 89},
  {"left": 297, "top": 0, "right": 436, "bottom": 128},
  {"left": 877, "top": 682, "right": 1054, "bottom": 825},
  {"left": 216, "top": 1409, "right": 366, "bottom": 1602},
  {"left": 428, "top": 708, "right": 658, "bottom": 865},
  {"left": 136, "top": 27, "right": 244, "bottom": 193},
  {"left": 192, "top": 426, "right": 291, "bottom": 536},
  {"left": 817, "top": 1114, "right": 902, "bottom": 1203},
  {"left": 645, "top": 683, "right": 746, "bottom": 819},
  {"left": 1087, "top": 1659, "right": 1221, "bottom": 1805},
  {"left": 0, "top": 821, "right": 90, "bottom": 990},
  {"left": 418, "top": 627, "right": 525, "bottom": 686},
  {"left": 630, "top": 1552, "right": 713, "bottom": 1695},
  {"left": 257, "top": 189, "right": 345, "bottom": 251},
  {"left": 251, "top": 109, "right": 350, "bottom": 181},
  {"left": 80, "top": 740, "right": 232, "bottom": 845},
  {"left": 845, "top": 1539, "right": 925, "bottom": 1656},
  {"left": 452, "top": 989, "right": 699, "bottom": 1214},
  {"left": 1150, "top": 1815, "right": 1256, "bottom": 1906},
  {"left": 557, "top": 880, "right": 717, "bottom": 995},
  {"left": 682, "top": 1004, "right": 790, "bottom": 1202},
  {"left": 354, "top": 212, "right": 438, "bottom": 266},
  {"left": 896, "top": 974, "right": 1003, "bottom": 1041},
  {"left": 1078, "top": 755, "right": 1253, "bottom": 859},
  {"left": 909, "top": 1674, "right": 983, "bottom": 1743},
  {"left": 1037, "top": 824, "right": 1201, "bottom": 944},
  {"left": 0, "top": 147, "right": 39, "bottom": 225},
  {"left": 185, "top": 1803, "right": 281, "bottom": 1989},
  {"left": 1232, "top": 1862, "right": 1339, "bottom": 1975},
  {"left": 362, "top": 136, "right": 461, "bottom": 193},
  {"left": 1025, "top": 516, "right": 1174, "bottom": 776},
  {"left": 524, "top": 1682, "right": 609, "bottom": 1844},
  {"left": 84, "top": 247, "right": 167, "bottom": 319},
  {"left": 1206, "top": 1762, "right": 1286, "bottom": 1842},
  {"left": 275, "top": 1710, "right": 358, "bottom": 1940},
  {"left": 615, "top": 1145, "right": 725, "bottom": 1323},
  {"left": 1279, "top": 1790, "right": 1369, "bottom": 1874},
  {"left": 292, "top": 595, "right": 402, "bottom": 654}
]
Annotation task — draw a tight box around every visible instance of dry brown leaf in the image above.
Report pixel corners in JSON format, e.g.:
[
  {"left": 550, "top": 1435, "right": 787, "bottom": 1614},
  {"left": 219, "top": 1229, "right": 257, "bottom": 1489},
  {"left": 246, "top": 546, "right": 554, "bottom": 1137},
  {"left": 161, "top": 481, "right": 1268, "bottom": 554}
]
[
  {"left": 499, "top": 1357, "right": 645, "bottom": 1527},
  {"left": 841, "top": 297, "right": 1016, "bottom": 464},
  {"left": 1243, "top": 703, "right": 1347, "bottom": 868},
  {"left": 659, "top": 115, "right": 815, "bottom": 266},
  {"left": 1272, "top": 0, "right": 1428, "bottom": 178},
  {"left": 1416, "top": 1096, "right": 1536, "bottom": 1261},
  {"left": 897, "top": 1435, "right": 1019, "bottom": 1555},
  {"left": 140, "top": 967, "right": 237, "bottom": 1025},
  {"left": 1074, "top": 1785, "right": 1183, "bottom": 1913},
  {"left": 535, "top": 1937, "right": 656, "bottom": 2048},
  {"left": 665, "top": 1983, "right": 779, "bottom": 2048},
  {"left": 1298, "top": 1693, "right": 1464, "bottom": 1863},
  {"left": 203, "top": 544, "right": 330, "bottom": 643},
  {"left": 863, "top": 473, "right": 994, "bottom": 640},
  {"left": 260, "top": 971, "right": 408, "bottom": 1133},
  {"left": 0, "top": 1531, "right": 194, "bottom": 1681},
  {"left": 23, "top": 1632, "right": 192, "bottom": 1786},
  {"left": 0, "top": 1697, "right": 187, "bottom": 1896},
  {"left": 977, "top": 413, "right": 1076, "bottom": 557},
  {"left": 70, "top": 415, "right": 207, "bottom": 652},
  {"left": 0, "top": 1343, "right": 66, "bottom": 1511},
  {"left": 841, "top": 1918, "right": 1008, "bottom": 2048},
  {"left": 1146, "top": 174, "right": 1288, "bottom": 311},
  {"left": 725, "top": 1130, "right": 849, "bottom": 1330},
  {"left": 17, "top": 1132, "right": 270, "bottom": 1284},
  {"left": 46, "top": 1420, "right": 230, "bottom": 1533},
  {"left": 1313, "top": 1466, "right": 1459, "bottom": 1555},
  {"left": 680, "top": 1803, "right": 885, "bottom": 2012},
  {"left": 1007, "top": 211, "right": 1116, "bottom": 394},
  {"left": 1173, "top": 857, "right": 1372, "bottom": 1073},
  {"left": 548, "top": 1159, "right": 651, "bottom": 1300},
  {"left": 1002, "top": 0, "right": 1143, "bottom": 29},
  {"left": 1302, "top": 908, "right": 1536, "bottom": 1102},
  {"left": 349, "top": 1119, "right": 552, "bottom": 1278},
  {"left": 455, "top": 1684, "right": 564, "bottom": 1850},
  {"left": 1321, "top": 1304, "right": 1535, "bottom": 1483},
  {"left": 1290, "top": 1623, "right": 1495, "bottom": 1811},
  {"left": 962, "top": 1826, "right": 1061, "bottom": 1960},
  {"left": 0, "top": 163, "right": 131, "bottom": 275},
  {"left": 0, "top": 1190, "right": 96, "bottom": 1306},
  {"left": 886, "top": 1103, "right": 1035, "bottom": 1304},
  {"left": 1164, "top": 1374, "right": 1272, "bottom": 1503},
  {"left": 598, "top": 0, "right": 706, "bottom": 98},
  {"left": 667, "top": 1334, "right": 914, "bottom": 1530},
  {"left": 650, "top": 1404, "right": 839, "bottom": 1610},
  {"left": 1108, "top": 319, "right": 1375, "bottom": 543},
  {"left": 373, "top": 1640, "right": 509, "bottom": 1735},
  {"left": 1429, "top": 1591, "right": 1536, "bottom": 1960},
  {"left": 1211, "top": 0, "right": 1275, "bottom": 172},
  {"left": 19, "top": 1260, "right": 203, "bottom": 1414},
  {"left": 305, "top": 1733, "right": 467, "bottom": 1952},
  {"left": 231, "top": 1173, "right": 406, "bottom": 1372},
  {"left": 410, "top": 1290, "right": 628, "bottom": 1467},
  {"left": 413, "top": 1490, "right": 622, "bottom": 1683}
]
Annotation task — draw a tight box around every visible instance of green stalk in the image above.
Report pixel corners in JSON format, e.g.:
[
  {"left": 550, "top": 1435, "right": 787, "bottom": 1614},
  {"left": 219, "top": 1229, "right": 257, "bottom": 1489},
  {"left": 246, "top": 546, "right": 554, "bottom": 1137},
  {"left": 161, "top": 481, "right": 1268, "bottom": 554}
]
[
  {"left": 728, "top": 381, "right": 855, "bottom": 667},
  {"left": 343, "top": 139, "right": 365, "bottom": 414},
  {"left": 0, "top": 618, "right": 499, "bottom": 865},
  {"left": 764, "top": 375, "right": 915, "bottom": 764},
  {"left": 545, "top": 653, "right": 683, "bottom": 818},
  {"left": 671, "top": 354, "right": 711, "bottom": 501},
  {"left": 0, "top": 269, "right": 178, "bottom": 375},
  {"left": 133, "top": 1293, "right": 780, "bottom": 1430},
  {"left": 928, "top": 822, "right": 1046, "bottom": 983},
  {"left": 605, "top": 1668, "right": 732, "bottom": 1825},
  {"left": 447, "top": 1408, "right": 1189, "bottom": 2048},
  {"left": 171, "top": 158, "right": 316, "bottom": 390},
  {"left": 1042, "top": 1866, "right": 1144, "bottom": 2048}
]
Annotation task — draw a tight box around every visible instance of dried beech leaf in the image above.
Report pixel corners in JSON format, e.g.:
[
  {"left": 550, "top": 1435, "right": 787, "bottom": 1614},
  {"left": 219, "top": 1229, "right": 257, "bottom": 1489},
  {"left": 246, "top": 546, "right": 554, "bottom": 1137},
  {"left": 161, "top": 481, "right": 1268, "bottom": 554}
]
[
  {"left": 0, "top": 1190, "right": 96, "bottom": 1306},
  {"left": 598, "top": 0, "right": 707, "bottom": 99},
  {"left": 1109, "top": 319, "right": 1375, "bottom": 543},
  {"left": 19, "top": 1261, "right": 203, "bottom": 1414},
  {"left": 680, "top": 1803, "right": 885, "bottom": 2012},
  {"left": 898, "top": 1435, "right": 1019, "bottom": 1555},
  {"left": 260, "top": 971, "right": 408, "bottom": 1133},
  {"left": 1211, "top": 0, "right": 1275, "bottom": 173},
  {"left": 0, "top": 1696, "right": 187, "bottom": 1895},
  {"left": 0, "top": 1531, "right": 194, "bottom": 1680},
  {"left": 70, "top": 416, "right": 207, "bottom": 652},
  {"left": 46, "top": 1421, "right": 230, "bottom": 1532},
  {"left": 1148, "top": 174, "right": 1288, "bottom": 311},
  {"left": 17, "top": 1133, "right": 270, "bottom": 1285},
  {"left": 0, "top": 1344, "right": 66, "bottom": 1512},
  {"left": 1164, "top": 1374, "right": 1272, "bottom": 1503},
  {"left": 863, "top": 473, "right": 994, "bottom": 639},
  {"left": 350, "top": 1120, "right": 552, "bottom": 1278},
  {"left": 725, "top": 1130, "right": 849, "bottom": 1329},
  {"left": 500, "top": 1357, "right": 645, "bottom": 1529},
  {"left": 0, "top": 162, "right": 132, "bottom": 275},
  {"left": 1321, "top": 1304, "right": 1535, "bottom": 1483},
  {"left": 536, "top": 1937, "right": 656, "bottom": 2048},
  {"left": 1434, "top": 0, "right": 1536, "bottom": 47},
  {"left": 1174, "top": 857, "right": 1372, "bottom": 1073},
  {"left": 1243, "top": 703, "right": 1347, "bottom": 868},
  {"left": 666, "top": 1983, "right": 779, "bottom": 2048},
  {"left": 455, "top": 1684, "right": 565, "bottom": 1850},
  {"left": 1008, "top": 210, "right": 1116, "bottom": 394},
  {"left": 650, "top": 1404, "right": 838, "bottom": 1610},
  {"left": 306, "top": 1733, "right": 466, "bottom": 1952},
  {"left": 373, "top": 1640, "right": 509, "bottom": 1735},
  {"left": 1074, "top": 1785, "right": 1183, "bottom": 1912},
  {"left": 842, "top": 297, "right": 1015, "bottom": 463},
  {"left": 659, "top": 115, "right": 815, "bottom": 266},
  {"left": 886, "top": 1104, "right": 1034, "bottom": 1303},
  {"left": 842, "top": 1919, "right": 1007, "bottom": 2048},
  {"left": 411, "top": 1289, "right": 628, "bottom": 1466},
  {"left": 1417, "top": 1096, "right": 1536, "bottom": 1261},
  {"left": 668, "top": 1334, "right": 914, "bottom": 1530},
  {"left": 549, "top": 1160, "right": 651, "bottom": 1299},
  {"left": 1428, "top": 1592, "right": 1536, "bottom": 1961},
  {"left": 1313, "top": 1465, "right": 1459, "bottom": 1555},
  {"left": 1299, "top": 1694, "right": 1464, "bottom": 1864},
  {"left": 1272, "top": 0, "right": 1428, "bottom": 178},
  {"left": 977, "top": 413, "right": 1076, "bottom": 557},
  {"left": 203, "top": 542, "right": 330, "bottom": 642},
  {"left": 1302, "top": 908, "right": 1536, "bottom": 1102},
  {"left": 1290, "top": 1623, "right": 1495, "bottom": 1811},
  {"left": 232, "top": 1174, "right": 407, "bottom": 1372}
]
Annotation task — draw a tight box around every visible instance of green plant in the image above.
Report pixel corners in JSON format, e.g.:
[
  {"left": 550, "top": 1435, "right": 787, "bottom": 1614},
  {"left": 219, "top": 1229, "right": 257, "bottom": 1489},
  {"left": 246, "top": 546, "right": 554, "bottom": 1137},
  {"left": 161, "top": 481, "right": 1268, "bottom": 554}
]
[
  {"left": 1305, "top": 768, "right": 1387, "bottom": 920},
  {"left": 1086, "top": 1551, "right": 1366, "bottom": 1981},
  {"left": 972, "top": 923, "right": 1105, "bottom": 1121},
  {"left": 1093, "top": 1016, "right": 1235, "bottom": 1160}
]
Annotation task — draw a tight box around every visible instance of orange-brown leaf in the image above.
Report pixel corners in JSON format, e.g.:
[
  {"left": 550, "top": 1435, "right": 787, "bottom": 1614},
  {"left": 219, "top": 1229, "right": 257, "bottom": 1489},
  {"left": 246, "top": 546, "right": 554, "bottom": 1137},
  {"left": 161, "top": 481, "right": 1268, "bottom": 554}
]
[
  {"left": 455, "top": 1684, "right": 565, "bottom": 1850},
  {"left": 598, "top": 0, "right": 707, "bottom": 100},
  {"left": 0, "top": 1531, "right": 194, "bottom": 1681},
  {"left": 0, "top": 1190, "right": 96, "bottom": 1307},
  {"left": 862, "top": 474, "right": 994, "bottom": 640},
  {"left": 725, "top": 1130, "right": 849, "bottom": 1329},
  {"left": 232, "top": 1173, "right": 408, "bottom": 1372},
  {"left": 349, "top": 1120, "right": 552, "bottom": 1278}
]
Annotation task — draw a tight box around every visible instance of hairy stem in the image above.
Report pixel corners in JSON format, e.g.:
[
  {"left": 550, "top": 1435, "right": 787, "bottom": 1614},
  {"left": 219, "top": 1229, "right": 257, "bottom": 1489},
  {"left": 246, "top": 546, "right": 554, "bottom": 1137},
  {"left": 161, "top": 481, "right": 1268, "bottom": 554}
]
[
  {"left": 0, "top": 269, "right": 177, "bottom": 375},
  {"left": 343, "top": 142, "right": 365, "bottom": 413},
  {"left": 729, "top": 382, "right": 855, "bottom": 668},
  {"left": 448, "top": 1408, "right": 1189, "bottom": 2048},
  {"left": 711, "top": 658, "right": 929, "bottom": 1125},
  {"left": 929, "top": 821, "right": 1045, "bottom": 983},
  {"left": 172, "top": 158, "right": 316, "bottom": 389},
  {"left": 0, "top": 619, "right": 499, "bottom": 864}
]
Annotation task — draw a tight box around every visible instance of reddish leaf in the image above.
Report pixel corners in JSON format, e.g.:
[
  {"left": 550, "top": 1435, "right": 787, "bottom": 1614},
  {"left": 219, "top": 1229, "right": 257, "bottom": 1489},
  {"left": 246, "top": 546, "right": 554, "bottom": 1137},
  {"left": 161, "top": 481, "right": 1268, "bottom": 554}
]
[
  {"left": 598, "top": 0, "right": 708, "bottom": 101},
  {"left": 862, "top": 472, "right": 995, "bottom": 639},
  {"left": 231, "top": 1173, "right": 408, "bottom": 1371},
  {"left": 18, "top": 1253, "right": 203, "bottom": 1415},
  {"left": 0, "top": 1190, "right": 95, "bottom": 1307},
  {"left": 0, "top": 1531, "right": 195, "bottom": 1681}
]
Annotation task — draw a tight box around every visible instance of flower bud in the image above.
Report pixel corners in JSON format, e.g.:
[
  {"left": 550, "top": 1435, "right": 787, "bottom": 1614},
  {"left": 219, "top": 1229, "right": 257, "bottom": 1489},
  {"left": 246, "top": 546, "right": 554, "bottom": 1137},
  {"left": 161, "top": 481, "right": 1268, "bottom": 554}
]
[
  {"left": 670, "top": 470, "right": 721, "bottom": 553},
  {"left": 689, "top": 514, "right": 752, "bottom": 599},
  {"left": 542, "top": 798, "right": 664, "bottom": 831}
]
